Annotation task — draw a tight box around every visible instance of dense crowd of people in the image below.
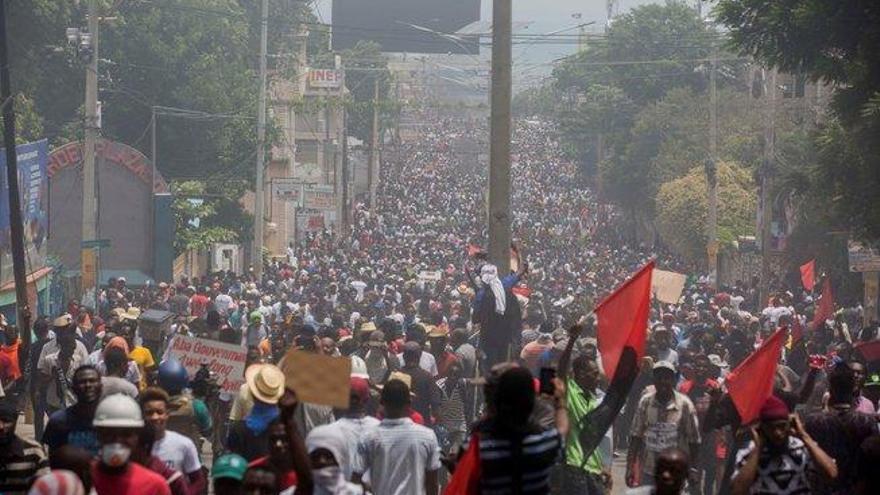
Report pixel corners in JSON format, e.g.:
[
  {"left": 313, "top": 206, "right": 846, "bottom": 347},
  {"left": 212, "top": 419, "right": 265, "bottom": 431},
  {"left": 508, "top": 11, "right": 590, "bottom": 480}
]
[{"left": 0, "top": 119, "right": 879, "bottom": 495}]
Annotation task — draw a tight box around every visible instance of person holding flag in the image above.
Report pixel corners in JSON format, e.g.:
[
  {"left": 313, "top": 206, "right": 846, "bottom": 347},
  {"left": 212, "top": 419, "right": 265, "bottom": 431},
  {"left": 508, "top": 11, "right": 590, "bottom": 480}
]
[{"left": 553, "top": 261, "right": 654, "bottom": 493}]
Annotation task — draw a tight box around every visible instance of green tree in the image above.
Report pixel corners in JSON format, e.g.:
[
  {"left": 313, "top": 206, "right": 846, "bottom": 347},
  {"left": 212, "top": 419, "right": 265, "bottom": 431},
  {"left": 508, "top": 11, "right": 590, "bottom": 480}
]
[
  {"left": 600, "top": 87, "right": 765, "bottom": 224},
  {"left": 0, "top": 94, "right": 45, "bottom": 144},
  {"left": 552, "top": 1, "right": 716, "bottom": 106},
  {"left": 655, "top": 161, "right": 757, "bottom": 264},
  {"left": 337, "top": 41, "right": 396, "bottom": 143},
  {"left": 716, "top": 0, "right": 880, "bottom": 242},
  {"left": 171, "top": 181, "right": 242, "bottom": 254},
  {"left": 557, "top": 84, "right": 635, "bottom": 174}
]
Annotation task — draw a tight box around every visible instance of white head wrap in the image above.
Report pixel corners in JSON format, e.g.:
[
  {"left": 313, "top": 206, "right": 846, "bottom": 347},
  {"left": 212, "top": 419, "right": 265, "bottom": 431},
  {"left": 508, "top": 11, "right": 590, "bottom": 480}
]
[{"left": 480, "top": 263, "right": 506, "bottom": 315}]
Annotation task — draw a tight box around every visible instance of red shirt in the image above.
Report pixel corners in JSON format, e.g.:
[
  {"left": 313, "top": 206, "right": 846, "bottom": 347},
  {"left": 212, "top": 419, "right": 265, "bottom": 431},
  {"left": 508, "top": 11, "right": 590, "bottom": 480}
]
[
  {"left": 91, "top": 461, "right": 171, "bottom": 495},
  {"left": 249, "top": 457, "right": 298, "bottom": 490},
  {"left": 435, "top": 351, "right": 459, "bottom": 378},
  {"left": 189, "top": 294, "right": 209, "bottom": 317}
]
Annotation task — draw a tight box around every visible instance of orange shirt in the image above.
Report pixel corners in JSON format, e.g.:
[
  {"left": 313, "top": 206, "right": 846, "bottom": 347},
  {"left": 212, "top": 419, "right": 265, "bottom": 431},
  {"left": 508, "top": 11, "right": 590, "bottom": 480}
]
[{"left": 0, "top": 339, "right": 21, "bottom": 381}]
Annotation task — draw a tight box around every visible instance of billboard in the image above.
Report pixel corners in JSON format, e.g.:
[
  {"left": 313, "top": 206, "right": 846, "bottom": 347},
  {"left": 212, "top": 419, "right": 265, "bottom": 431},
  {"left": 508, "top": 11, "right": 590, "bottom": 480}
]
[
  {"left": 331, "top": 0, "right": 480, "bottom": 54},
  {"left": 272, "top": 178, "right": 304, "bottom": 205},
  {"left": 0, "top": 139, "right": 49, "bottom": 287},
  {"left": 302, "top": 185, "right": 336, "bottom": 211},
  {"left": 848, "top": 241, "right": 880, "bottom": 272},
  {"left": 307, "top": 69, "right": 344, "bottom": 90},
  {"left": 0, "top": 139, "right": 49, "bottom": 250}
]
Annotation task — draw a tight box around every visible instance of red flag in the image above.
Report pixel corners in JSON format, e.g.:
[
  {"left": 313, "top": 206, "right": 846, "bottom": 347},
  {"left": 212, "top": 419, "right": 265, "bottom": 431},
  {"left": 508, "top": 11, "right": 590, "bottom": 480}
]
[
  {"left": 800, "top": 260, "right": 816, "bottom": 292},
  {"left": 854, "top": 340, "right": 880, "bottom": 362},
  {"left": 726, "top": 327, "right": 786, "bottom": 424},
  {"left": 596, "top": 261, "right": 654, "bottom": 380},
  {"left": 443, "top": 434, "right": 480, "bottom": 495},
  {"left": 511, "top": 286, "right": 532, "bottom": 298},
  {"left": 812, "top": 277, "right": 834, "bottom": 329}
]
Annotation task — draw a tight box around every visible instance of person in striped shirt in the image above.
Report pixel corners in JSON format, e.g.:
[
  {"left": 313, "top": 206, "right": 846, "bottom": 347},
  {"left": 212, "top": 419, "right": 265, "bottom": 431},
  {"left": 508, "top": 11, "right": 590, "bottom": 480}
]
[
  {"left": 470, "top": 365, "right": 568, "bottom": 495},
  {"left": 0, "top": 398, "right": 50, "bottom": 495}
]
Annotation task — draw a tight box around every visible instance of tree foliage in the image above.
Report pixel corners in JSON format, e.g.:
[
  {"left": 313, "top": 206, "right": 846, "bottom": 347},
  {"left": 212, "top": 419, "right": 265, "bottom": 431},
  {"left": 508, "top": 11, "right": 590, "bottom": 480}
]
[
  {"left": 6, "top": 0, "right": 316, "bottom": 245},
  {"left": 716, "top": 0, "right": 880, "bottom": 242},
  {"left": 600, "top": 87, "right": 765, "bottom": 220},
  {"left": 0, "top": 94, "right": 45, "bottom": 144},
  {"left": 655, "top": 161, "right": 756, "bottom": 264},
  {"left": 171, "top": 181, "right": 244, "bottom": 254},
  {"left": 552, "top": 1, "right": 716, "bottom": 106},
  {"left": 338, "top": 41, "right": 396, "bottom": 143}
]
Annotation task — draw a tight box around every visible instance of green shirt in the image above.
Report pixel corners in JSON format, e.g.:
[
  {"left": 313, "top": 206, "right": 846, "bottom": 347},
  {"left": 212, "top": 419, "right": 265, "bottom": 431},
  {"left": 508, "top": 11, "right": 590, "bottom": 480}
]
[{"left": 565, "top": 378, "right": 604, "bottom": 475}]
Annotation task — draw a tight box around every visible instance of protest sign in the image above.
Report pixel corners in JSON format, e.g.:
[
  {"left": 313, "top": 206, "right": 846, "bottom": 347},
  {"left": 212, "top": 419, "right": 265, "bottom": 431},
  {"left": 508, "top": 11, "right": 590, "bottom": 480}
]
[
  {"left": 418, "top": 270, "right": 442, "bottom": 282},
  {"left": 280, "top": 349, "right": 351, "bottom": 409},
  {"left": 651, "top": 269, "right": 687, "bottom": 304},
  {"left": 165, "top": 335, "right": 247, "bottom": 394}
]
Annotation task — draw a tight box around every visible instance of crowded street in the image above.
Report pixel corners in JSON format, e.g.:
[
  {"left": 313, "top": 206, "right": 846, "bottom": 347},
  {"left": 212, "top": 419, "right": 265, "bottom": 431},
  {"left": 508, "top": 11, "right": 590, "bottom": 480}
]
[{"left": 2, "top": 1, "right": 880, "bottom": 495}]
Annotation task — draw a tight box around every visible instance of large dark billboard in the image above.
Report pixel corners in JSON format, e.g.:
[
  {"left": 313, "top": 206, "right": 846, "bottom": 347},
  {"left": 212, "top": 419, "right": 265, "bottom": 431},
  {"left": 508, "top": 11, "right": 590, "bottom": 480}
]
[{"left": 332, "top": 0, "right": 481, "bottom": 54}]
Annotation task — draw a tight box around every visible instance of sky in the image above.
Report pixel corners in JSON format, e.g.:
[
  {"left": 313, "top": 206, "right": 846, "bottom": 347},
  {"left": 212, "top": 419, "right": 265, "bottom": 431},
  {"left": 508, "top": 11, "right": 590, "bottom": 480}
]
[{"left": 312, "top": 1, "right": 686, "bottom": 88}]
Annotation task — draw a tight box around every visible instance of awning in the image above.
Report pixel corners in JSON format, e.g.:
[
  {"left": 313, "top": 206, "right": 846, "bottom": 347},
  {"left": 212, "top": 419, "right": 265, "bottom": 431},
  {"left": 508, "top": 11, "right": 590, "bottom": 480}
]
[{"left": 0, "top": 266, "right": 53, "bottom": 307}]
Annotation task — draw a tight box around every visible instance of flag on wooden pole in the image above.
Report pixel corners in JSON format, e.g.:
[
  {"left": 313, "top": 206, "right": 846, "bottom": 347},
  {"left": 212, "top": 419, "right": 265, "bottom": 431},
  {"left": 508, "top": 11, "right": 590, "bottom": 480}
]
[
  {"left": 800, "top": 259, "right": 816, "bottom": 292},
  {"left": 726, "top": 327, "right": 786, "bottom": 424},
  {"left": 596, "top": 261, "right": 654, "bottom": 380},
  {"left": 812, "top": 277, "right": 834, "bottom": 329}
]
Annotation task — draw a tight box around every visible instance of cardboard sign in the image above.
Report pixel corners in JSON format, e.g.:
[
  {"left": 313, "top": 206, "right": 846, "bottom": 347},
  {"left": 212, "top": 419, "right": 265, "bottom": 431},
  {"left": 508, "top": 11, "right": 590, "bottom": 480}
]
[
  {"left": 418, "top": 270, "right": 442, "bottom": 282},
  {"left": 651, "top": 269, "right": 687, "bottom": 304},
  {"left": 165, "top": 335, "right": 247, "bottom": 394},
  {"left": 280, "top": 349, "right": 351, "bottom": 409}
]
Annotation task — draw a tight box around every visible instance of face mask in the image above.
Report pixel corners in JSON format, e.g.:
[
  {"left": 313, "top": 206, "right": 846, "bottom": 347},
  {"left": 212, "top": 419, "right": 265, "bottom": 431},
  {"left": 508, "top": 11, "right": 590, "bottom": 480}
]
[
  {"left": 100, "top": 443, "right": 131, "bottom": 467},
  {"left": 312, "top": 466, "right": 343, "bottom": 488}
]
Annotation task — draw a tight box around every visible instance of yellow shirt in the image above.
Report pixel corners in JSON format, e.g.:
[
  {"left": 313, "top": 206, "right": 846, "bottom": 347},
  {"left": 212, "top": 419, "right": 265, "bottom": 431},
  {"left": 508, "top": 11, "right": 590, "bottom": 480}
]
[{"left": 129, "top": 346, "right": 155, "bottom": 390}]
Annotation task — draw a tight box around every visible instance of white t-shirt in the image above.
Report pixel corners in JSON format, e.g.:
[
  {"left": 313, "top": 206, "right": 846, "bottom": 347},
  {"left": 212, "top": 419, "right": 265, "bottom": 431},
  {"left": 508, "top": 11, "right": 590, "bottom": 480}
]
[
  {"left": 334, "top": 416, "right": 381, "bottom": 479},
  {"left": 152, "top": 430, "right": 202, "bottom": 474},
  {"left": 351, "top": 281, "right": 367, "bottom": 302},
  {"left": 215, "top": 294, "right": 234, "bottom": 316},
  {"left": 356, "top": 418, "right": 441, "bottom": 495},
  {"left": 396, "top": 351, "right": 438, "bottom": 377}
]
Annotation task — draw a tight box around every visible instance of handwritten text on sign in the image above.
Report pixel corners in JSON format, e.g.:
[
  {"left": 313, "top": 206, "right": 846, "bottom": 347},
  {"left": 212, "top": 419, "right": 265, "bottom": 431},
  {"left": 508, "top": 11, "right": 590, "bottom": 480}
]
[{"left": 166, "top": 335, "right": 246, "bottom": 394}]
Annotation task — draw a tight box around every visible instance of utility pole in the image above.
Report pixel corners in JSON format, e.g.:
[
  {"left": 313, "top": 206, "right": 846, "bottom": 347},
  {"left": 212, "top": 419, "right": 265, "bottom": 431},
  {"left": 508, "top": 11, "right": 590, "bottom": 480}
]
[
  {"left": 0, "top": 0, "right": 32, "bottom": 353},
  {"left": 760, "top": 68, "right": 777, "bottom": 305},
  {"left": 706, "top": 37, "right": 719, "bottom": 289},
  {"left": 488, "top": 0, "right": 512, "bottom": 275},
  {"left": 368, "top": 76, "right": 379, "bottom": 208},
  {"left": 323, "top": 102, "right": 331, "bottom": 185},
  {"left": 252, "top": 0, "right": 268, "bottom": 281},
  {"left": 341, "top": 107, "right": 349, "bottom": 234},
  {"left": 81, "top": 0, "right": 99, "bottom": 309}
]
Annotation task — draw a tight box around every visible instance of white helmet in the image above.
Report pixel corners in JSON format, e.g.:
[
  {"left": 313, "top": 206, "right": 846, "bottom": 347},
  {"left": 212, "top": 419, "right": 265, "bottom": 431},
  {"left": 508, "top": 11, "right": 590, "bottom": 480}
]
[{"left": 93, "top": 394, "right": 144, "bottom": 428}]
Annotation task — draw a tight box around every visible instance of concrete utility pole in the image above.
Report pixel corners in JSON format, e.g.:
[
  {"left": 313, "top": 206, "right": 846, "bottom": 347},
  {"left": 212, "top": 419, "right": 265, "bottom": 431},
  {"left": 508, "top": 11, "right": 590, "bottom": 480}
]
[
  {"left": 341, "top": 106, "right": 349, "bottom": 234},
  {"left": 706, "top": 38, "right": 719, "bottom": 289},
  {"left": 0, "top": 0, "right": 32, "bottom": 352},
  {"left": 368, "top": 76, "right": 379, "bottom": 208},
  {"left": 759, "top": 68, "right": 777, "bottom": 305},
  {"left": 488, "top": 0, "right": 512, "bottom": 275},
  {"left": 253, "top": 0, "right": 268, "bottom": 280},
  {"left": 81, "top": 0, "right": 99, "bottom": 308}
]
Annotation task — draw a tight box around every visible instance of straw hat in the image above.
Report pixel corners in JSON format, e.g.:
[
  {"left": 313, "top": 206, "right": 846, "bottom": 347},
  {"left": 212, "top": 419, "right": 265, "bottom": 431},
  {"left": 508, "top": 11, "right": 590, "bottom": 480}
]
[
  {"left": 245, "top": 363, "right": 285, "bottom": 404},
  {"left": 427, "top": 325, "right": 448, "bottom": 338}
]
